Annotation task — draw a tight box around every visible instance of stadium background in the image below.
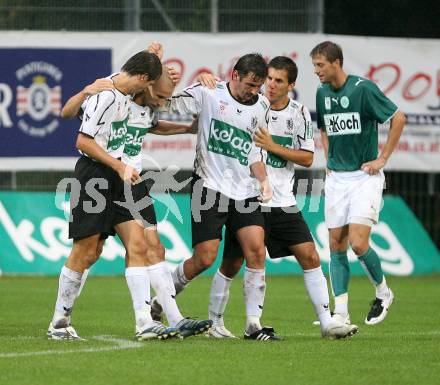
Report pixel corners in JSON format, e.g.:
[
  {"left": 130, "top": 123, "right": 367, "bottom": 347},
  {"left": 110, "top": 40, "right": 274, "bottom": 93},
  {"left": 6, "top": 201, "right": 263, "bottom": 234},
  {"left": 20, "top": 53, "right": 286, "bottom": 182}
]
[{"left": 0, "top": 0, "right": 439, "bottom": 277}]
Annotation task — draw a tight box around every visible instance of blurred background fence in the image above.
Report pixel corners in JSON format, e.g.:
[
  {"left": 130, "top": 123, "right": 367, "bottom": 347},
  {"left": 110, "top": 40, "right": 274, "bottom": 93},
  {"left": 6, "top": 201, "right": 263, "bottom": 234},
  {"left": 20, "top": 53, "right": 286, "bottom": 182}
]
[{"left": 0, "top": 0, "right": 323, "bottom": 32}]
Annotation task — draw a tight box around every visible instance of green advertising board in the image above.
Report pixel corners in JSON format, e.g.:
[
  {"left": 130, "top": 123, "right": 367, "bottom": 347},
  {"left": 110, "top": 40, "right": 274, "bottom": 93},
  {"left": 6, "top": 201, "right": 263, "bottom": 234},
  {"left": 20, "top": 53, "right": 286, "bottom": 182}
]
[{"left": 0, "top": 192, "right": 439, "bottom": 276}]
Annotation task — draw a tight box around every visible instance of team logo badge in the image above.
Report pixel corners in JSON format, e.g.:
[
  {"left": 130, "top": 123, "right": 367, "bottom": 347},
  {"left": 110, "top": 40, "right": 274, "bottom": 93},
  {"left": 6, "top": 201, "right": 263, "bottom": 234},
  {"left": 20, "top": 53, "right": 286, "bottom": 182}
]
[
  {"left": 286, "top": 118, "right": 294, "bottom": 131},
  {"left": 341, "top": 96, "right": 350, "bottom": 109},
  {"left": 251, "top": 116, "right": 258, "bottom": 131},
  {"left": 325, "top": 97, "right": 331, "bottom": 110},
  {"left": 16, "top": 61, "right": 62, "bottom": 137}
]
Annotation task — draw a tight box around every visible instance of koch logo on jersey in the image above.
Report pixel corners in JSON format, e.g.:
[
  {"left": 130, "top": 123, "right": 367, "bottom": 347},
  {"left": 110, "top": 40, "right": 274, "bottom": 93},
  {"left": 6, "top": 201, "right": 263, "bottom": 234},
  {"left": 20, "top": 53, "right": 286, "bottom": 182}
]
[
  {"left": 16, "top": 62, "right": 62, "bottom": 138},
  {"left": 324, "top": 112, "right": 362, "bottom": 136}
]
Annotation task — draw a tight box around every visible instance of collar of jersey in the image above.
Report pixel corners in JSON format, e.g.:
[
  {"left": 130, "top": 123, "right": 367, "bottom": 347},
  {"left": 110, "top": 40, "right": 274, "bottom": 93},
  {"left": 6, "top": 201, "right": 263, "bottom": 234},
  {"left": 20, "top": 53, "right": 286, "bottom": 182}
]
[{"left": 226, "top": 82, "right": 259, "bottom": 106}]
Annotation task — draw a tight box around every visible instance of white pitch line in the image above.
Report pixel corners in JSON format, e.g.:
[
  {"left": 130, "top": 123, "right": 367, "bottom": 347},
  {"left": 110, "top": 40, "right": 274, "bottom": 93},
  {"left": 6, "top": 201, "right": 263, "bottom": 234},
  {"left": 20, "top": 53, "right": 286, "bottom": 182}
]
[
  {"left": 0, "top": 335, "right": 143, "bottom": 358},
  {"left": 283, "top": 330, "right": 440, "bottom": 337}
]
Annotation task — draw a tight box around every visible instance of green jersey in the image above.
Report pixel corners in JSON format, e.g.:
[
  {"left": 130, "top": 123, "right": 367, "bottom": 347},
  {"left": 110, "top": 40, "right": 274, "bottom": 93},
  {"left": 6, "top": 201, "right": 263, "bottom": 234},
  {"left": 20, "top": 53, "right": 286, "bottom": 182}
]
[{"left": 316, "top": 75, "right": 398, "bottom": 171}]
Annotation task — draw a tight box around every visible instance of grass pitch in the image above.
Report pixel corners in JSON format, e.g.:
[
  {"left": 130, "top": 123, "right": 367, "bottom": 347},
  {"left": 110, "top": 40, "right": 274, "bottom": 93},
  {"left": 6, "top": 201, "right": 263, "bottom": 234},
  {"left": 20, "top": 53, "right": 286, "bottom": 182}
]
[{"left": 0, "top": 275, "right": 439, "bottom": 385}]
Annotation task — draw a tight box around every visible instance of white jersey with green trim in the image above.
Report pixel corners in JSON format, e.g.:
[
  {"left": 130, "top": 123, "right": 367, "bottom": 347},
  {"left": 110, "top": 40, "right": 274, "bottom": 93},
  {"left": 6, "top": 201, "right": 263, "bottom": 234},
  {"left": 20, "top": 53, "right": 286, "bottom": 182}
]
[
  {"left": 261, "top": 99, "right": 314, "bottom": 208},
  {"left": 122, "top": 101, "right": 157, "bottom": 172},
  {"left": 166, "top": 81, "right": 270, "bottom": 200},
  {"left": 79, "top": 73, "right": 131, "bottom": 159}
]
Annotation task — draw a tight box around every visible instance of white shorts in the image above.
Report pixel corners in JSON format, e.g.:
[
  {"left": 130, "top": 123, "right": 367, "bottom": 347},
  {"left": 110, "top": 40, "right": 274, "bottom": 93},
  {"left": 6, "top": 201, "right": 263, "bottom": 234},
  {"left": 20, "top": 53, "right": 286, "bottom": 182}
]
[{"left": 324, "top": 169, "right": 385, "bottom": 229}]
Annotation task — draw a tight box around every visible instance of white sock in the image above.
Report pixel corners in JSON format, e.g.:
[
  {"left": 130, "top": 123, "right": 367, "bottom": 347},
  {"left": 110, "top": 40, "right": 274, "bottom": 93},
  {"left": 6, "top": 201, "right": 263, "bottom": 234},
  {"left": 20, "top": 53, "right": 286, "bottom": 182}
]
[
  {"left": 209, "top": 270, "right": 233, "bottom": 326},
  {"left": 171, "top": 261, "right": 191, "bottom": 295},
  {"left": 334, "top": 293, "right": 349, "bottom": 317},
  {"left": 125, "top": 266, "right": 153, "bottom": 330},
  {"left": 243, "top": 267, "right": 265, "bottom": 333},
  {"left": 53, "top": 266, "right": 83, "bottom": 327},
  {"left": 303, "top": 267, "right": 332, "bottom": 330},
  {"left": 375, "top": 276, "right": 390, "bottom": 299},
  {"left": 147, "top": 262, "right": 183, "bottom": 327}
]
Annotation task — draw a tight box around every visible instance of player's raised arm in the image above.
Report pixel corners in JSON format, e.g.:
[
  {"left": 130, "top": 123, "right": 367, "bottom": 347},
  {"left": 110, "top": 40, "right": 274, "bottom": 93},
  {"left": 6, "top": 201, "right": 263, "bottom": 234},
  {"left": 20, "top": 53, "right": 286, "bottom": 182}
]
[
  {"left": 147, "top": 41, "right": 164, "bottom": 61},
  {"left": 61, "top": 78, "right": 114, "bottom": 119}
]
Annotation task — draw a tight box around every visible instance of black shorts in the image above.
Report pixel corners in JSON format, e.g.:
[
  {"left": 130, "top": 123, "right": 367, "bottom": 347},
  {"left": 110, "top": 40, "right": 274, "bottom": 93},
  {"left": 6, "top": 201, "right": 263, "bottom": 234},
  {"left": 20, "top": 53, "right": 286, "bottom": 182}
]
[
  {"left": 69, "top": 156, "right": 157, "bottom": 240},
  {"left": 223, "top": 206, "right": 314, "bottom": 259},
  {"left": 69, "top": 155, "right": 119, "bottom": 240},
  {"left": 190, "top": 174, "right": 264, "bottom": 247},
  {"left": 110, "top": 175, "right": 157, "bottom": 234}
]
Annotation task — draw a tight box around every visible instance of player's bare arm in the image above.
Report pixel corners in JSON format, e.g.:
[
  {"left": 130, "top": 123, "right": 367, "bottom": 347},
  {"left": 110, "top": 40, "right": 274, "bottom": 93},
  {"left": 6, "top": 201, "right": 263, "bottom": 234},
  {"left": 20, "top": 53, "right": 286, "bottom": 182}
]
[
  {"left": 149, "top": 119, "right": 195, "bottom": 135},
  {"left": 254, "top": 127, "right": 313, "bottom": 167},
  {"left": 61, "top": 78, "right": 114, "bottom": 118},
  {"left": 320, "top": 129, "right": 329, "bottom": 160},
  {"left": 320, "top": 129, "right": 331, "bottom": 174},
  {"left": 250, "top": 161, "right": 273, "bottom": 203},
  {"left": 361, "top": 110, "right": 406, "bottom": 175},
  {"left": 76, "top": 133, "right": 140, "bottom": 184}
]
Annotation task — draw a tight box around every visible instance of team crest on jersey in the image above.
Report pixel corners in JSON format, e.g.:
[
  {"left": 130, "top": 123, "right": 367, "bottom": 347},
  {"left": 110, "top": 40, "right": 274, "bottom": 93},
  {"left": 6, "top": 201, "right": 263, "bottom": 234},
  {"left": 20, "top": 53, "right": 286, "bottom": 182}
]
[
  {"left": 341, "top": 96, "right": 350, "bottom": 108},
  {"left": 325, "top": 97, "right": 331, "bottom": 110},
  {"left": 16, "top": 62, "right": 62, "bottom": 137},
  {"left": 286, "top": 118, "right": 294, "bottom": 131},
  {"left": 250, "top": 116, "right": 258, "bottom": 131}
]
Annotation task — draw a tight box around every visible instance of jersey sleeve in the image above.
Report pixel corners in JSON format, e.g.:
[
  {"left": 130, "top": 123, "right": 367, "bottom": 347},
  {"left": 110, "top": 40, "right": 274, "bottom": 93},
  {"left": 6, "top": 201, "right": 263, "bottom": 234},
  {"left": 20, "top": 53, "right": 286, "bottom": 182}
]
[
  {"left": 77, "top": 99, "right": 88, "bottom": 121},
  {"left": 315, "top": 88, "right": 325, "bottom": 130},
  {"left": 165, "top": 83, "right": 204, "bottom": 115},
  {"left": 297, "top": 105, "right": 315, "bottom": 152},
  {"left": 248, "top": 105, "right": 269, "bottom": 166},
  {"left": 79, "top": 91, "right": 116, "bottom": 137},
  {"left": 363, "top": 81, "right": 398, "bottom": 124}
]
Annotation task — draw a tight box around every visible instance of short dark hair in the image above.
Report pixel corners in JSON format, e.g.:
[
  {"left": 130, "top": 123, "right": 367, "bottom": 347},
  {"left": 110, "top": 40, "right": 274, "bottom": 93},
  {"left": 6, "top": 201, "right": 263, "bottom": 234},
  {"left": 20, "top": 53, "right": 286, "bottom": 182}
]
[
  {"left": 121, "top": 51, "right": 162, "bottom": 81},
  {"left": 268, "top": 56, "right": 298, "bottom": 84},
  {"left": 233, "top": 53, "right": 267, "bottom": 80},
  {"left": 310, "top": 41, "right": 344, "bottom": 67}
]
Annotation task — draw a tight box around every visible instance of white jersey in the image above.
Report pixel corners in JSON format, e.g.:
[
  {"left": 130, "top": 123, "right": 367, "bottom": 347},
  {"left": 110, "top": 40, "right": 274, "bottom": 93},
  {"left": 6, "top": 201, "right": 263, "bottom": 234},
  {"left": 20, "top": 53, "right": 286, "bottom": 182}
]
[
  {"left": 79, "top": 74, "right": 131, "bottom": 159},
  {"left": 166, "top": 81, "right": 270, "bottom": 200},
  {"left": 122, "top": 102, "right": 157, "bottom": 172},
  {"left": 261, "top": 99, "right": 314, "bottom": 207}
]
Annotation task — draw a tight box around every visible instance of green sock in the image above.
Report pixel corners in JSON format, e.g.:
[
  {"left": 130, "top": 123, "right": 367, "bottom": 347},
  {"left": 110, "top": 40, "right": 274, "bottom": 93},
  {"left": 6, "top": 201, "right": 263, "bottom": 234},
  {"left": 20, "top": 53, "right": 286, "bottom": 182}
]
[
  {"left": 358, "top": 247, "right": 384, "bottom": 285},
  {"left": 329, "top": 251, "right": 350, "bottom": 296}
]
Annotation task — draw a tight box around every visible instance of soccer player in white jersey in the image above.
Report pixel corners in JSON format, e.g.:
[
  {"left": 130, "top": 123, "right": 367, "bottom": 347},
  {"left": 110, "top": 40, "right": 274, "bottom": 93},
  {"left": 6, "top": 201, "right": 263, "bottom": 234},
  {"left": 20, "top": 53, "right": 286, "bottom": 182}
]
[
  {"left": 151, "top": 53, "right": 279, "bottom": 341},
  {"left": 311, "top": 41, "right": 405, "bottom": 325},
  {"left": 61, "top": 66, "right": 212, "bottom": 338},
  {"left": 46, "top": 51, "right": 175, "bottom": 341},
  {"left": 199, "top": 57, "right": 359, "bottom": 340}
]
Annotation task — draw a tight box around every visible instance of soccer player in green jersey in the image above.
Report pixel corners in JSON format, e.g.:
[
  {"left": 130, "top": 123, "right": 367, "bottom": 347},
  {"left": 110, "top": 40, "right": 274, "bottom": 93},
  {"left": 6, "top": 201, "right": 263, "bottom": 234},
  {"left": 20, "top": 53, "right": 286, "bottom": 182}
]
[{"left": 310, "top": 41, "right": 406, "bottom": 325}]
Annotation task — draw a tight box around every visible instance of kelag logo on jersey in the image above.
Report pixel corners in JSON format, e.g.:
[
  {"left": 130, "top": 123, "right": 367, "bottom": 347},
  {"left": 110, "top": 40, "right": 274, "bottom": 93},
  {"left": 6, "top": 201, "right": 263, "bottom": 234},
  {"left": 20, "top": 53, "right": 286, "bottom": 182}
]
[
  {"left": 324, "top": 112, "right": 362, "bottom": 136},
  {"left": 124, "top": 124, "right": 148, "bottom": 156},
  {"left": 208, "top": 119, "right": 252, "bottom": 165},
  {"left": 0, "top": 48, "right": 111, "bottom": 156},
  {"left": 108, "top": 117, "right": 129, "bottom": 151},
  {"left": 266, "top": 135, "right": 292, "bottom": 168}
]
